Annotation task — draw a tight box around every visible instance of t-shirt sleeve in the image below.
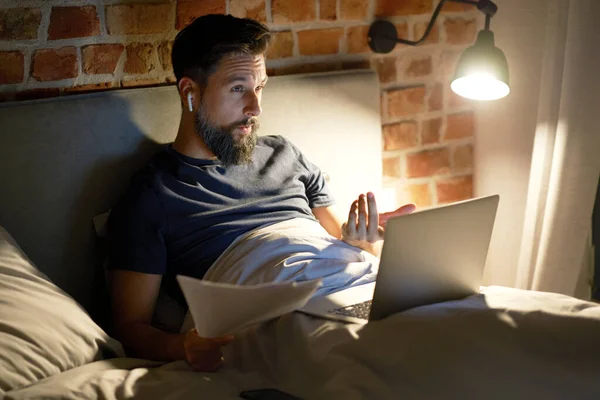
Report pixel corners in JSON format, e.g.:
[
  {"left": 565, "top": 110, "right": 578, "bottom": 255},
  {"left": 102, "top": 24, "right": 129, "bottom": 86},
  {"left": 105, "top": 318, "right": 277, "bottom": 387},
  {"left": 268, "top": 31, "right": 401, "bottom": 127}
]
[
  {"left": 106, "top": 176, "right": 168, "bottom": 275},
  {"left": 285, "top": 138, "right": 336, "bottom": 208}
]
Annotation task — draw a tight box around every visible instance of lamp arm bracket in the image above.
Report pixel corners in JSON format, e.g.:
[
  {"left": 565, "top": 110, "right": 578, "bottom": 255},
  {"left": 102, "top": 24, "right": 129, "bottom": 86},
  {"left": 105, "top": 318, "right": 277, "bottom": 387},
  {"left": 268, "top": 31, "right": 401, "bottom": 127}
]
[{"left": 393, "top": 0, "right": 497, "bottom": 46}]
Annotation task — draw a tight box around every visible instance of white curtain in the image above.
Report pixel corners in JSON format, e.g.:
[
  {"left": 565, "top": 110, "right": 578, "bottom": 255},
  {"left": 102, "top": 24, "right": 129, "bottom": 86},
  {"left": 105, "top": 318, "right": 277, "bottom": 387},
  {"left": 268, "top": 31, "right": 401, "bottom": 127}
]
[{"left": 515, "top": 0, "right": 600, "bottom": 296}]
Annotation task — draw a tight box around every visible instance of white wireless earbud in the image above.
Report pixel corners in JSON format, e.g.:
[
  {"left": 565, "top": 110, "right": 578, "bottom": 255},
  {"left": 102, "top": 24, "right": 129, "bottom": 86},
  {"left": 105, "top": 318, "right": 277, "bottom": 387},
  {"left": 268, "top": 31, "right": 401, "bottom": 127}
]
[{"left": 187, "top": 92, "right": 193, "bottom": 112}]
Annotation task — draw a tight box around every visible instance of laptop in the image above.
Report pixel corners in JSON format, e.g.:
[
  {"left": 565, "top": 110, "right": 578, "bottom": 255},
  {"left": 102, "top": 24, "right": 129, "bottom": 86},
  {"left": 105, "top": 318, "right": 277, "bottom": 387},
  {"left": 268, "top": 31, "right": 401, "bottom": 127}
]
[{"left": 299, "top": 194, "right": 500, "bottom": 324}]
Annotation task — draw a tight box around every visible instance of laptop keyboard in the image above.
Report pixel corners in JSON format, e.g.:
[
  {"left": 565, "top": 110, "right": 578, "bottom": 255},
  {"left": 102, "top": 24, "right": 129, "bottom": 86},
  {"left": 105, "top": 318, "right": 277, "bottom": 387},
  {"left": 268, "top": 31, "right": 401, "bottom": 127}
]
[{"left": 329, "top": 300, "right": 372, "bottom": 320}]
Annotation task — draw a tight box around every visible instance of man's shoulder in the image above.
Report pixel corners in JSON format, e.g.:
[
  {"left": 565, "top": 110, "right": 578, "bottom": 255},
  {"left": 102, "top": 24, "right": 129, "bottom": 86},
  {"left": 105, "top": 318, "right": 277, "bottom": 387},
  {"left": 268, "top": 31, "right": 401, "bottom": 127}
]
[
  {"left": 257, "top": 134, "right": 294, "bottom": 148},
  {"left": 257, "top": 135, "right": 301, "bottom": 158},
  {"left": 121, "top": 149, "right": 175, "bottom": 200}
]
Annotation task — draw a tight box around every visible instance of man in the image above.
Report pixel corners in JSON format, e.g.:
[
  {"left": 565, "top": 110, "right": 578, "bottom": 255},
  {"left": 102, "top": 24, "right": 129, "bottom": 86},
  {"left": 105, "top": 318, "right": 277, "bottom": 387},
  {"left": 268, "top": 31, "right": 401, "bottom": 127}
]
[{"left": 107, "top": 14, "right": 414, "bottom": 373}]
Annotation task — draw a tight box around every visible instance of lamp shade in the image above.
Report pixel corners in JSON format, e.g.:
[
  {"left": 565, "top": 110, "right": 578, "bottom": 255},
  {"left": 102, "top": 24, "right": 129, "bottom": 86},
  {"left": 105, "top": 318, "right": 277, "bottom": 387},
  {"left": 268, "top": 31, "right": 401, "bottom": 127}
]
[{"left": 451, "top": 30, "right": 510, "bottom": 100}]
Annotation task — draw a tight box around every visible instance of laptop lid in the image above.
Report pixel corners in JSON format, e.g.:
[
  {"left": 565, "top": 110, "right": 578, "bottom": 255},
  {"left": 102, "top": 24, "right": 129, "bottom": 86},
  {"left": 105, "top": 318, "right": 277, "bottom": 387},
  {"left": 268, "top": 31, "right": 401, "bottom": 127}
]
[{"left": 369, "top": 195, "right": 499, "bottom": 321}]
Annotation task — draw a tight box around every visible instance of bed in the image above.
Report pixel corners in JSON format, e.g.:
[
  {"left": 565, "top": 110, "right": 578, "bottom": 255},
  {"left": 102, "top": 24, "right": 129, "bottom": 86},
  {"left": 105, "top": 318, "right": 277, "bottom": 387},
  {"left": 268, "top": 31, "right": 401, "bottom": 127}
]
[{"left": 0, "top": 70, "right": 599, "bottom": 399}]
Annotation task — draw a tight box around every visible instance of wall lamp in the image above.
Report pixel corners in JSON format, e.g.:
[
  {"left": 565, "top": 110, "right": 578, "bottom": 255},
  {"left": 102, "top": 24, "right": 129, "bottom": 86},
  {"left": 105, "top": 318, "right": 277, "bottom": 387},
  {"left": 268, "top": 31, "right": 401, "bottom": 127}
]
[{"left": 368, "top": 0, "right": 510, "bottom": 100}]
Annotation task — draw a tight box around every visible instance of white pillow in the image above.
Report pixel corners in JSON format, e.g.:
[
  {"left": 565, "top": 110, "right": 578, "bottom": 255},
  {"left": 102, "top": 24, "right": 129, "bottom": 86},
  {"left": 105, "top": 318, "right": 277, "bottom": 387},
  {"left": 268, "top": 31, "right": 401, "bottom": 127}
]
[{"left": 0, "top": 225, "right": 124, "bottom": 394}]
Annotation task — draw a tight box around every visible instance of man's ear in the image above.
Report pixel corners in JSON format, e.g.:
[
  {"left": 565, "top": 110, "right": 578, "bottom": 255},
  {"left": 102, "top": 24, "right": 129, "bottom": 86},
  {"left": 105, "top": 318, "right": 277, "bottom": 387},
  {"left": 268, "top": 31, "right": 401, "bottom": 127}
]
[{"left": 177, "top": 77, "right": 201, "bottom": 111}]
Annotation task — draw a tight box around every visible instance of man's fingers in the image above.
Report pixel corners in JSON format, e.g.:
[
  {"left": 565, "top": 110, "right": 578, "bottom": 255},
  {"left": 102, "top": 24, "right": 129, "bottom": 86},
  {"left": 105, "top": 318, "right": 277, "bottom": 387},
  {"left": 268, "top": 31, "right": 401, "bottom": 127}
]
[
  {"left": 357, "top": 194, "right": 367, "bottom": 238},
  {"left": 366, "top": 192, "right": 378, "bottom": 238},
  {"left": 346, "top": 200, "right": 358, "bottom": 234},
  {"left": 190, "top": 353, "right": 225, "bottom": 372},
  {"left": 395, "top": 203, "right": 417, "bottom": 215},
  {"left": 379, "top": 203, "right": 417, "bottom": 227}
]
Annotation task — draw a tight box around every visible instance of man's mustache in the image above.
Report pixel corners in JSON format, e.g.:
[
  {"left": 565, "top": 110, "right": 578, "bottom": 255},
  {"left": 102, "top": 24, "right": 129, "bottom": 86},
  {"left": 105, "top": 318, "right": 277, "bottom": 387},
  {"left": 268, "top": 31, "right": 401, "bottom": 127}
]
[{"left": 229, "top": 117, "right": 259, "bottom": 130}]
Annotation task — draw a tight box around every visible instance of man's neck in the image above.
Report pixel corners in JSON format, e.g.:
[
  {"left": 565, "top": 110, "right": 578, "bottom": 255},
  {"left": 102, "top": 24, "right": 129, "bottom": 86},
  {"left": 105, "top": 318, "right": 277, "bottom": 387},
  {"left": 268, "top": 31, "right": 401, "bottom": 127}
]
[{"left": 172, "top": 120, "right": 216, "bottom": 160}]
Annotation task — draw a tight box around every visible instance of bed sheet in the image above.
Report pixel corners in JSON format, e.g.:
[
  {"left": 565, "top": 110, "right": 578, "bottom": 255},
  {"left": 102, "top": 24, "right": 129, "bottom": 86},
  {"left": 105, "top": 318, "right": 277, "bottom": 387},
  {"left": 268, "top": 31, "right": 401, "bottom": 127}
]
[{"left": 6, "top": 286, "right": 600, "bottom": 400}]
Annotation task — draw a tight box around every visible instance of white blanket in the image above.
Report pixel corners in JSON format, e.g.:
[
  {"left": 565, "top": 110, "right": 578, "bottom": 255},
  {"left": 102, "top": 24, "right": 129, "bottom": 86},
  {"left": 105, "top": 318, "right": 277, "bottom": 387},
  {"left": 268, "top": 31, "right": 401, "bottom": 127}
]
[
  {"left": 8, "top": 219, "right": 600, "bottom": 399},
  {"left": 8, "top": 286, "right": 600, "bottom": 399},
  {"left": 203, "top": 217, "right": 379, "bottom": 294}
]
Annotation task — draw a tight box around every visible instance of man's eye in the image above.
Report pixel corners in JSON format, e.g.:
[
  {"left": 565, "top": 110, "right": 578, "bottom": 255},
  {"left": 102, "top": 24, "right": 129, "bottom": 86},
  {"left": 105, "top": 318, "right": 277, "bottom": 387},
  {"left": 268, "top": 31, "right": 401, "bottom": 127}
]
[
  {"left": 256, "top": 86, "right": 264, "bottom": 91},
  {"left": 232, "top": 86, "right": 244, "bottom": 92}
]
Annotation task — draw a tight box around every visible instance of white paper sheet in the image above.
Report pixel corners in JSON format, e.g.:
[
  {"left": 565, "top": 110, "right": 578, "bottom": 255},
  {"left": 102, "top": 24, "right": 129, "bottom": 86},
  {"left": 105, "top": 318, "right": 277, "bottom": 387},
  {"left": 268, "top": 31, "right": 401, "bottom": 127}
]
[{"left": 176, "top": 275, "right": 322, "bottom": 338}]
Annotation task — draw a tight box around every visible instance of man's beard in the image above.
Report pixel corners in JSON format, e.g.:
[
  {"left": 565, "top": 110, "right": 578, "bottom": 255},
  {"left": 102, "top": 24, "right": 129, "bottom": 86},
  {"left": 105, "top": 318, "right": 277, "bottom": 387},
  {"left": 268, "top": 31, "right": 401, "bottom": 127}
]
[{"left": 194, "top": 104, "right": 259, "bottom": 166}]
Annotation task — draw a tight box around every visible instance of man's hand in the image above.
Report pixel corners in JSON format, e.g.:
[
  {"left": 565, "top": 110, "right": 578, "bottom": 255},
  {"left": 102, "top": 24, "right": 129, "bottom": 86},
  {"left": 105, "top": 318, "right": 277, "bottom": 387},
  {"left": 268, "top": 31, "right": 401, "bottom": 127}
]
[
  {"left": 379, "top": 204, "right": 416, "bottom": 227},
  {"left": 183, "top": 329, "right": 234, "bottom": 372},
  {"left": 342, "top": 192, "right": 384, "bottom": 256},
  {"left": 341, "top": 192, "right": 416, "bottom": 256}
]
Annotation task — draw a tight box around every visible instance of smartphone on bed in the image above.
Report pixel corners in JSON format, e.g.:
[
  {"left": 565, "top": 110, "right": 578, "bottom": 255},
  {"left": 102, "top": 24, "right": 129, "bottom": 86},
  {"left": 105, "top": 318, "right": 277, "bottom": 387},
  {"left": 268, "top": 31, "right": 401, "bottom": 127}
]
[{"left": 239, "top": 388, "right": 302, "bottom": 400}]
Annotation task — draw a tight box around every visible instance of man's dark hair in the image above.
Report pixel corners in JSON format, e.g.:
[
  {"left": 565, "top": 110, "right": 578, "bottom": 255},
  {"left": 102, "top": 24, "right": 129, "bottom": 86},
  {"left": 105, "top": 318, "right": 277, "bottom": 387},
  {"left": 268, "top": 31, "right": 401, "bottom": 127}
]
[{"left": 172, "top": 14, "right": 271, "bottom": 87}]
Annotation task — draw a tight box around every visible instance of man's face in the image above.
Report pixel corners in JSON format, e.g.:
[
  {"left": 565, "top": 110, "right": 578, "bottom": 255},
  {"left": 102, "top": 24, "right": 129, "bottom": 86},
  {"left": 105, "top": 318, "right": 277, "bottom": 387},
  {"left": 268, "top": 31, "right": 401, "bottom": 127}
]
[{"left": 195, "top": 53, "right": 268, "bottom": 166}]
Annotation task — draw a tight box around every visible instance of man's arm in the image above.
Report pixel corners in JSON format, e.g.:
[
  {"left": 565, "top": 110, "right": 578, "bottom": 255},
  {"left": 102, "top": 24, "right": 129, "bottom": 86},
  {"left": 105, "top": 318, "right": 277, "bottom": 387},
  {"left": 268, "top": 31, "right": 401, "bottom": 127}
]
[
  {"left": 312, "top": 206, "right": 343, "bottom": 239},
  {"left": 108, "top": 270, "right": 185, "bottom": 361},
  {"left": 108, "top": 270, "right": 232, "bottom": 371}
]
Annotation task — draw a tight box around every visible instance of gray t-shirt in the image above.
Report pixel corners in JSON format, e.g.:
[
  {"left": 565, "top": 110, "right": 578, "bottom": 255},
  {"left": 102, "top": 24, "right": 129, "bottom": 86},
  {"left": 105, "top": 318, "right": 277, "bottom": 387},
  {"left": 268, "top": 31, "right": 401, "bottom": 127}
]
[{"left": 107, "top": 135, "right": 335, "bottom": 305}]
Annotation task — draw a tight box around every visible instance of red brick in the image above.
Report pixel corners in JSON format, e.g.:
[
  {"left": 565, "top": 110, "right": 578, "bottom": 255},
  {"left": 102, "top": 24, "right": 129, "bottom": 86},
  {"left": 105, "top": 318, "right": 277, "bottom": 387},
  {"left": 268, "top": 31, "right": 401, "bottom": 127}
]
[
  {"left": 0, "top": 8, "right": 41, "bottom": 40},
  {"left": 341, "top": 0, "right": 369, "bottom": 20},
  {"left": 444, "top": 17, "right": 478, "bottom": 45},
  {"left": 372, "top": 57, "right": 396, "bottom": 84},
  {"left": 376, "top": 0, "right": 432, "bottom": 17},
  {"left": 387, "top": 86, "right": 425, "bottom": 118},
  {"left": 422, "top": 117, "right": 442, "bottom": 145},
  {"left": 82, "top": 44, "right": 124, "bottom": 75},
  {"left": 268, "top": 61, "right": 342, "bottom": 76},
  {"left": 347, "top": 25, "right": 370, "bottom": 54},
  {"left": 124, "top": 43, "right": 158, "bottom": 75},
  {"left": 158, "top": 41, "right": 174, "bottom": 71},
  {"left": 320, "top": 0, "right": 337, "bottom": 21},
  {"left": 446, "top": 112, "right": 475, "bottom": 140},
  {"left": 122, "top": 78, "right": 162, "bottom": 88},
  {"left": 403, "top": 55, "right": 432, "bottom": 78},
  {"left": 406, "top": 148, "right": 450, "bottom": 178},
  {"left": 272, "top": 0, "right": 315, "bottom": 24},
  {"left": 413, "top": 21, "right": 439, "bottom": 45},
  {"left": 404, "top": 183, "right": 431, "bottom": 207},
  {"left": 395, "top": 23, "right": 409, "bottom": 46},
  {"left": 15, "top": 88, "right": 60, "bottom": 101},
  {"left": 382, "top": 157, "right": 401, "bottom": 177},
  {"left": 267, "top": 31, "right": 294, "bottom": 59},
  {"left": 437, "top": 175, "right": 473, "bottom": 204},
  {"left": 383, "top": 122, "right": 418, "bottom": 151},
  {"left": 428, "top": 82, "right": 443, "bottom": 111},
  {"left": 48, "top": 6, "right": 100, "bottom": 40},
  {"left": 298, "top": 28, "right": 343, "bottom": 56},
  {"left": 440, "top": 51, "right": 461, "bottom": 80},
  {"left": 176, "top": 0, "right": 225, "bottom": 29},
  {"left": 440, "top": 51, "right": 461, "bottom": 81},
  {"left": 0, "top": 51, "right": 24, "bottom": 84},
  {"left": 32, "top": 47, "right": 78, "bottom": 82},
  {"left": 107, "top": 3, "right": 174, "bottom": 34},
  {"left": 453, "top": 143, "right": 473, "bottom": 170},
  {"left": 63, "top": 82, "right": 115, "bottom": 94},
  {"left": 230, "top": 0, "right": 266, "bottom": 23}
]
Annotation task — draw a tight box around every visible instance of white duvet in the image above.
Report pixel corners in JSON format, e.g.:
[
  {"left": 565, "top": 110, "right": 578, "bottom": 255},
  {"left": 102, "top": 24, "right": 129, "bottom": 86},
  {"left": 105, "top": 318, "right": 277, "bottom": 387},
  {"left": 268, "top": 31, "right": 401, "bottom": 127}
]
[
  {"left": 8, "top": 286, "right": 600, "bottom": 399},
  {"left": 203, "top": 217, "right": 380, "bottom": 294},
  {"left": 6, "top": 219, "right": 600, "bottom": 399}
]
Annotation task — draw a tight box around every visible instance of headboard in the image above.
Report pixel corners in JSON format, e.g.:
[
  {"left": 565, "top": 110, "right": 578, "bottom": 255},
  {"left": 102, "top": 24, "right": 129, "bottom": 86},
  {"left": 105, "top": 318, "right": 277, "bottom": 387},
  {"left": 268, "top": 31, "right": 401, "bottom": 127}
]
[{"left": 0, "top": 70, "right": 382, "bottom": 320}]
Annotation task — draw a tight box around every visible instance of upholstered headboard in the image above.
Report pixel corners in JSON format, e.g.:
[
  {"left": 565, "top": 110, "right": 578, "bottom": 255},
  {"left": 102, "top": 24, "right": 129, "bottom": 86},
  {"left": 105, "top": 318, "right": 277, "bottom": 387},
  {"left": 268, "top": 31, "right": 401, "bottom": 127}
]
[{"left": 0, "top": 70, "right": 382, "bottom": 321}]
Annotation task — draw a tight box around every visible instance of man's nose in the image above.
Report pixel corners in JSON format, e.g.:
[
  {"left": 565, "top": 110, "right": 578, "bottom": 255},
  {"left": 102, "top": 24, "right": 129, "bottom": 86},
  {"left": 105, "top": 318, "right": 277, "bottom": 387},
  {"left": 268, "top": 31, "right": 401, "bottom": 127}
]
[{"left": 244, "top": 92, "right": 262, "bottom": 118}]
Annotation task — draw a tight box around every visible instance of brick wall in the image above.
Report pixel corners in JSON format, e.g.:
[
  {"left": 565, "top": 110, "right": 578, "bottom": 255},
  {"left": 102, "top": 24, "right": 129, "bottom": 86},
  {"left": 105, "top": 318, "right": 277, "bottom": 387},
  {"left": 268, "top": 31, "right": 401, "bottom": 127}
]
[{"left": 0, "top": 0, "right": 480, "bottom": 208}]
